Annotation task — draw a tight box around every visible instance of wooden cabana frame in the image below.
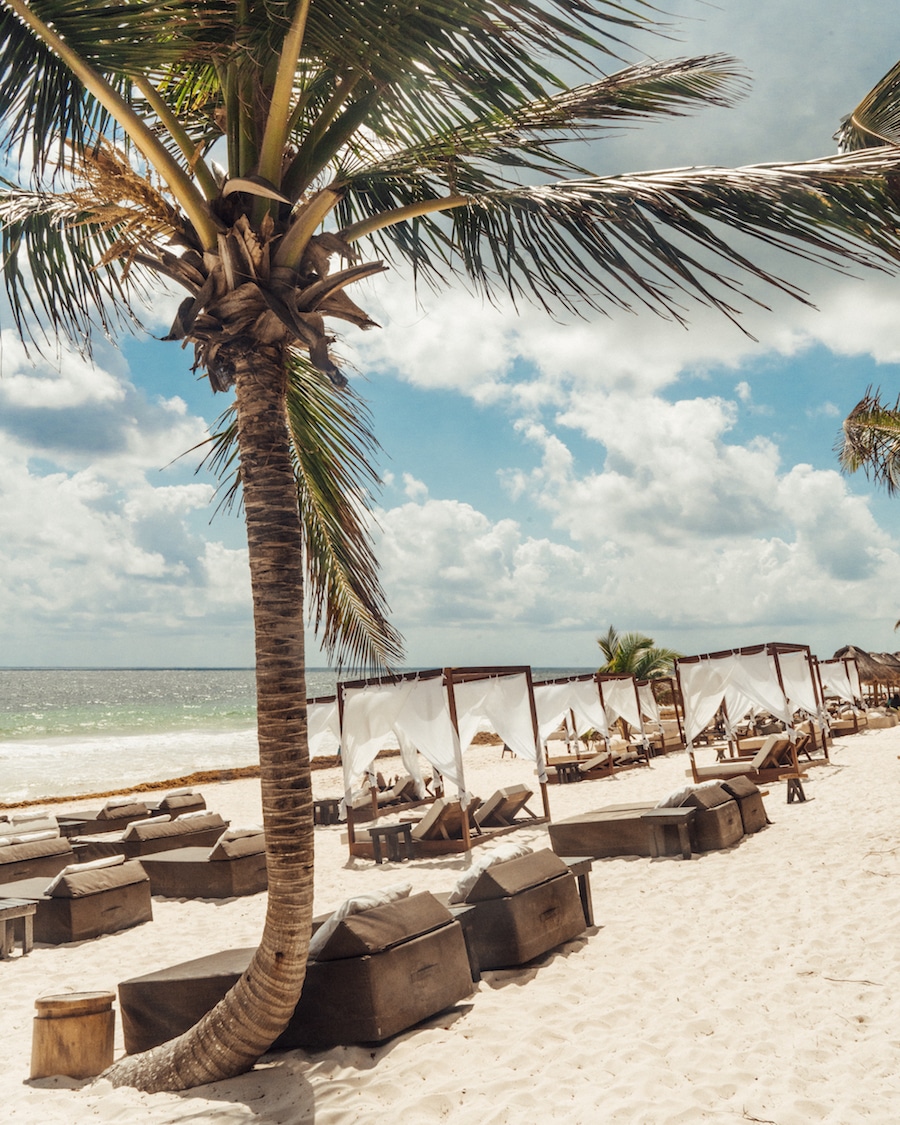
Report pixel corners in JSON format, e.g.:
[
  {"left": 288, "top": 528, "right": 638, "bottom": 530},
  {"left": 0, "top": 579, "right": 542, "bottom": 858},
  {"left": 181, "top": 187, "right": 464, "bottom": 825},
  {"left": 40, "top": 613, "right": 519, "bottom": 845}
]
[
  {"left": 337, "top": 665, "right": 551, "bottom": 859},
  {"left": 675, "top": 642, "right": 824, "bottom": 757}
]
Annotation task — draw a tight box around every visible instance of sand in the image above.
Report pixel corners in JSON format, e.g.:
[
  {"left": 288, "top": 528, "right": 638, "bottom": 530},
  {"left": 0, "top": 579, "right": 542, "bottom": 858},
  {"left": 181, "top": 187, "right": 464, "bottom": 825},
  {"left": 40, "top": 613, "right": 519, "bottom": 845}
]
[{"left": 4, "top": 728, "right": 900, "bottom": 1124}]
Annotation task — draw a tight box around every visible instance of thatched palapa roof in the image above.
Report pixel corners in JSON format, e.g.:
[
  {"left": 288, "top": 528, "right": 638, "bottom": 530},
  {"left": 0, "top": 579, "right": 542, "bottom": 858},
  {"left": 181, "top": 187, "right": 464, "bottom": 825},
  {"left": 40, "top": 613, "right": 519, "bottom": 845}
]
[{"left": 833, "top": 645, "right": 900, "bottom": 687}]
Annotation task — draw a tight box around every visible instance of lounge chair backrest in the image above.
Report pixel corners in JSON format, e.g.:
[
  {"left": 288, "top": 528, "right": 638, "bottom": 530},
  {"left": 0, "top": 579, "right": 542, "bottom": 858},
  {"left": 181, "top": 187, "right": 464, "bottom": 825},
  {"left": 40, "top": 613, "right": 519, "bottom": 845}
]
[
  {"left": 750, "top": 735, "right": 780, "bottom": 770},
  {"left": 465, "top": 848, "right": 569, "bottom": 902},
  {"left": 97, "top": 799, "right": 150, "bottom": 821},
  {"left": 47, "top": 858, "right": 149, "bottom": 898},
  {"left": 123, "top": 812, "right": 227, "bottom": 841},
  {"left": 474, "top": 785, "right": 534, "bottom": 828},
  {"left": 411, "top": 797, "right": 466, "bottom": 840}
]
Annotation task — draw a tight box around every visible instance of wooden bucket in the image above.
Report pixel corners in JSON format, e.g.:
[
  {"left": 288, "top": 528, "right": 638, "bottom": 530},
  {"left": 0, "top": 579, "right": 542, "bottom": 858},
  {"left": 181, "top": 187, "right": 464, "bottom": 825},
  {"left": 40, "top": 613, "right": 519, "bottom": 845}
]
[{"left": 31, "top": 991, "right": 116, "bottom": 1079}]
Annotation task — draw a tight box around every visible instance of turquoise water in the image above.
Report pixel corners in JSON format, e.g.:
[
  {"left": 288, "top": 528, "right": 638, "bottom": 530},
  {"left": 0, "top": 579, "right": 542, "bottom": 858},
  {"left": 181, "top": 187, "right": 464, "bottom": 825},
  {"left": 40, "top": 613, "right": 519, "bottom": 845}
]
[
  {"left": 0, "top": 667, "right": 585, "bottom": 803},
  {"left": 0, "top": 668, "right": 338, "bottom": 803}
]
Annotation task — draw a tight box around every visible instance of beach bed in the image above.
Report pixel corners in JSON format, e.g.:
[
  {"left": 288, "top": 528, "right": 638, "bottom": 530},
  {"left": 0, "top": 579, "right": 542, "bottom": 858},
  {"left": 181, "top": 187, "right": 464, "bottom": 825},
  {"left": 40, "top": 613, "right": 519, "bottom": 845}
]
[
  {"left": 137, "top": 830, "right": 267, "bottom": 898},
  {"left": 73, "top": 812, "right": 229, "bottom": 862},
  {"left": 0, "top": 857, "right": 152, "bottom": 945},
  {"left": 118, "top": 891, "right": 473, "bottom": 1053},
  {"left": 437, "top": 847, "right": 587, "bottom": 973}
]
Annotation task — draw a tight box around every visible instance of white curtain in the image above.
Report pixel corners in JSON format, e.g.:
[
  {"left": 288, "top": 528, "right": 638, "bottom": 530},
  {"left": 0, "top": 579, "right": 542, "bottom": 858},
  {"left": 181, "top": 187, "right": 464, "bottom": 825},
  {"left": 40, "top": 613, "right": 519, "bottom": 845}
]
[
  {"left": 533, "top": 679, "right": 609, "bottom": 743},
  {"left": 599, "top": 677, "right": 643, "bottom": 733},
  {"left": 679, "top": 659, "right": 731, "bottom": 745},
  {"left": 777, "top": 650, "right": 820, "bottom": 716},
  {"left": 679, "top": 650, "right": 794, "bottom": 745},
  {"left": 307, "top": 698, "right": 341, "bottom": 760},
  {"left": 637, "top": 682, "right": 660, "bottom": 723},
  {"left": 340, "top": 677, "right": 467, "bottom": 801},
  {"left": 818, "top": 660, "right": 855, "bottom": 704},
  {"left": 454, "top": 672, "right": 546, "bottom": 783}
]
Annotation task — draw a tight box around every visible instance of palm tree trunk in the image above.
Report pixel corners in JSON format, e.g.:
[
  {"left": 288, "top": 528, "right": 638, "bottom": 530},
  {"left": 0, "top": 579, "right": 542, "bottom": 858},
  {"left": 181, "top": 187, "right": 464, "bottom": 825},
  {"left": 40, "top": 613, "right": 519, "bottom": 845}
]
[{"left": 106, "top": 345, "right": 314, "bottom": 1092}]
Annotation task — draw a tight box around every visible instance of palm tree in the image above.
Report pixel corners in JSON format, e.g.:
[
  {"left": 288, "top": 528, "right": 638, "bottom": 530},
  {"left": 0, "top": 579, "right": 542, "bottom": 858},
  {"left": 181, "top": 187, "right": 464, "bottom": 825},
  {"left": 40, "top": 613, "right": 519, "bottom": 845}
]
[
  {"left": 834, "top": 60, "right": 900, "bottom": 489},
  {"left": 597, "top": 626, "right": 680, "bottom": 680},
  {"left": 6, "top": 0, "right": 900, "bottom": 1095}
]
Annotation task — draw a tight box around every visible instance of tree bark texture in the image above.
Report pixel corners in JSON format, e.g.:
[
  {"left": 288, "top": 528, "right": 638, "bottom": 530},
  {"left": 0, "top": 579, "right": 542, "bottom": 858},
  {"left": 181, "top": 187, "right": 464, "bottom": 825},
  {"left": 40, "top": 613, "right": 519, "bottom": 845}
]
[{"left": 106, "top": 344, "right": 314, "bottom": 1091}]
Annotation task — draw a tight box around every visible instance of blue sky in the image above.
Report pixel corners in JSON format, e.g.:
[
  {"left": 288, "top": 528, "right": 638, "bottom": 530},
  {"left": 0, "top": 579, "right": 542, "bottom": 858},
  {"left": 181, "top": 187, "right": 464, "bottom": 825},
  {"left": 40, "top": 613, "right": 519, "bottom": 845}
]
[{"left": 4, "top": 0, "right": 900, "bottom": 670}]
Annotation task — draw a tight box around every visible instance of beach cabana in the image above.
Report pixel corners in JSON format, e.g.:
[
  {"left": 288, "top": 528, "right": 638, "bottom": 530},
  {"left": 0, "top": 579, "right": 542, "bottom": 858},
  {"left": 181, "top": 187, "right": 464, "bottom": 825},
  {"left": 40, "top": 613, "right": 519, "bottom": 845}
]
[
  {"left": 533, "top": 674, "right": 610, "bottom": 772},
  {"left": 338, "top": 666, "right": 550, "bottom": 857},
  {"left": 675, "top": 644, "right": 799, "bottom": 754}
]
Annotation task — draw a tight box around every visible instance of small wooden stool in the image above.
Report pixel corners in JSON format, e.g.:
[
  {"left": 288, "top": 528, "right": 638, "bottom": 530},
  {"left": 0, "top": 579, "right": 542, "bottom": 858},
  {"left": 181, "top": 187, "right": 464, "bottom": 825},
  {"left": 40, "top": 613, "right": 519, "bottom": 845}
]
[
  {"left": 561, "top": 856, "right": 595, "bottom": 926},
  {"left": 313, "top": 798, "right": 342, "bottom": 825},
  {"left": 0, "top": 898, "right": 37, "bottom": 959},
  {"left": 31, "top": 991, "right": 116, "bottom": 1079},
  {"left": 641, "top": 807, "right": 696, "bottom": 860},
  {"left": 369, "top": 822, "right": 414, "bottom": 863}
]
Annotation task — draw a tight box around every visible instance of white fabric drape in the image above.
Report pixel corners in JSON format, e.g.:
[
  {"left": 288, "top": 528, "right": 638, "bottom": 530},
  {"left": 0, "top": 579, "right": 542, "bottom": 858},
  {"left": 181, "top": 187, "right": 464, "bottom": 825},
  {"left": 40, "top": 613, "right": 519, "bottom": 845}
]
[
  {"left": 340, "top": 677, "right": 465, "bottom": 798},
  {"left": 307, "top": 698, "right": 341, "bottom": 760},
  {"left": 637, "top": 682, "right": 660, "bottom": 723},
  {"left": 533, "top": 679, "right": 609, "bottom": 744},
  {"left": 777, "top": 650, "right": 820, "bottom": 716},
  {"left": 818, "top": 660, "right": 855, "bottom": 704},
  {"left": 599, "top": 677, "right": 643, "bottom": 733},
  {"left": 678, "top": 650, "right": 794, "bottom": 745},
  {"left": 454, "top": 673, "right": 546, "bottom": 783}
]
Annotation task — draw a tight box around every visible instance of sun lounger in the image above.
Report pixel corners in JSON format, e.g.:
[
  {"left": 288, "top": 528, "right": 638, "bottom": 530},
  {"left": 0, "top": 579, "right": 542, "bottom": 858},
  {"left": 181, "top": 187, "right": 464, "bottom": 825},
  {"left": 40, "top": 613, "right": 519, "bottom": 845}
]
[
  {"left": 548, "top": 783, "right": 750, "bottom": 859},
  {"left": 473, "top": 784, "right": 537, "bottom": 829},
  {"left": 0, "top": 857, "right": 152, "bottom": 944},
  {"left": 410, "top": 797, "right": 481, "bottom": 843},
  {"left": 137, "top": 830, "right": 267, "bottom": 898},
  {"left": 149, "top": 789, "right": 207, "bottom": 817},
  {"left": 438, "top": 847, "right": 587, "bottom": 972},
  {"left": 0, "top": 814, "right": 76, "bottom": 881},
  {"left": 689, "top": 735, "right": 801, "bottom": 785},
  {"left": 118, "top": 890, "right": 474, "bottom": 1053},
  {"left": 74, "top": 812, "right": 229, "bottom": 862},
  {"left": 56, "top": 798, "right": 154, "bottom": 838}
]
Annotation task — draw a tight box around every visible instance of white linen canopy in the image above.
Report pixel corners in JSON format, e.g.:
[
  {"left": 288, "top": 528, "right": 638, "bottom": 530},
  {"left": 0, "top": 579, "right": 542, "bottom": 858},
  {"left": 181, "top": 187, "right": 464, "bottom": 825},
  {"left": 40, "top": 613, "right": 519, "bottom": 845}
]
[
  {"left": 676, "top": 648, "right": 796, "bottom": 746},
  {"left": 597, "top": 676, "right": 644, "bottom": 735},
  {"left": 818, "top": 658, "right": 860, "bottom": 705},
  {"left": 338, "top": 667, "right": 548, "bottom": 807},
  {"left": 533, "top": 677, "right": 610, "bottom": 744}
]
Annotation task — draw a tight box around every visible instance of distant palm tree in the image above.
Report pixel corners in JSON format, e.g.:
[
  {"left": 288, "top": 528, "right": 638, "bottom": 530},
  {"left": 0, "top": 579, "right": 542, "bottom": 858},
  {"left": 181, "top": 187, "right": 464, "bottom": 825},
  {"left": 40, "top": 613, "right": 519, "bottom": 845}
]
[{"left": 597, "top": 626, "right": 680, "bottom": 680}]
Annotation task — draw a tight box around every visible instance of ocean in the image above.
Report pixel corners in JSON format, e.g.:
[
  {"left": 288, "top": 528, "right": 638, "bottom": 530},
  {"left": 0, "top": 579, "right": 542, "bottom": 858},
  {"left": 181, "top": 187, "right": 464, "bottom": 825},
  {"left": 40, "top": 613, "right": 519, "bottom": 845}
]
[{"left": 0, "top": 667, "right": 587, "bottom": 804}]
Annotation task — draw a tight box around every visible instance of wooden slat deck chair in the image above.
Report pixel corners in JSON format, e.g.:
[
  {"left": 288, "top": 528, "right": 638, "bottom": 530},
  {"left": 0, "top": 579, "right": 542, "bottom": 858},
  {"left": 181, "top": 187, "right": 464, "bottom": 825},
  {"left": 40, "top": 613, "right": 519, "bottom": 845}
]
[
  {"left": 689, "top": 734, "right": 802, "bottom": 786},
  {"left": 410, "top": 797, "right": 482, "bottom": 843},
  {"left": 473, "top": 785, "right": 538, "bottom": 829}
]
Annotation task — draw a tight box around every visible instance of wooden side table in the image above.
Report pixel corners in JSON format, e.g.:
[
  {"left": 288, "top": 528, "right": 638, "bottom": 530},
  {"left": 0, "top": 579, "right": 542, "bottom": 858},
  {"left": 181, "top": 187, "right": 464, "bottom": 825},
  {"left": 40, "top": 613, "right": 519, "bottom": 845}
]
[
  {"left": 641, "top": 807, "right": 696, "bottom": 860},
  {"left": 313, "top": 798, "right": 342, "bottom": 825},
  {"left": 369, "top": 822, "right": 414, "bottom": 863},
  {"left": 560, "top": 856, "right": 595, "bottom": 926},
  {"left": 0, "top": 898, "right": 38, "bottom": 958}
]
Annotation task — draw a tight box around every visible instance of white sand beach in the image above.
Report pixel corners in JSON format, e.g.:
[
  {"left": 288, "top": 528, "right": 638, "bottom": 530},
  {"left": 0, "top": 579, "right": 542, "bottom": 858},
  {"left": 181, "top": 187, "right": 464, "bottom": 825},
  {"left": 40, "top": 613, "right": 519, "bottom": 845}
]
[{"left": 4, "top": 728, "right": 900, "bottom": 1124}]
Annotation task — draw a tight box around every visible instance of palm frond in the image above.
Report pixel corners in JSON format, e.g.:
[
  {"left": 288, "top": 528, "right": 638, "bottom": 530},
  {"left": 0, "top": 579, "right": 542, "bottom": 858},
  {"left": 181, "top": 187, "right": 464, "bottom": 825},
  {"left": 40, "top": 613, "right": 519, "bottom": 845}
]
[
  {"left": 0, "top": 179, "right": 155, "bottom": 352},
  {"left": 337, "top": 148, "right": 900, "bottom": 330},
  {"left": 837, "top": 386, "right": 900, "bottom": 495},
  {"left": 328, "top": 57, "right": 748, "bottom": 190},
  {"left": 836, "top": 60, "right": 900, "bottom": 152},
  {"left": 200, "top": 354, "right": 403, "bottom": 670}
]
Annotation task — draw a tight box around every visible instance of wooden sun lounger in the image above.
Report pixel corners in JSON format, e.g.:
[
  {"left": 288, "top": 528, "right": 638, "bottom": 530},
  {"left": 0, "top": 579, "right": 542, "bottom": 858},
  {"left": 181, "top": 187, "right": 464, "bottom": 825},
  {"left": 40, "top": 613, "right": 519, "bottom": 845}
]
[
  {"left": 473, "top": 785, "right": 537, "bottom": 828},
  {"left": 689, "top": 734, "right": 802, "bottom": 785}
]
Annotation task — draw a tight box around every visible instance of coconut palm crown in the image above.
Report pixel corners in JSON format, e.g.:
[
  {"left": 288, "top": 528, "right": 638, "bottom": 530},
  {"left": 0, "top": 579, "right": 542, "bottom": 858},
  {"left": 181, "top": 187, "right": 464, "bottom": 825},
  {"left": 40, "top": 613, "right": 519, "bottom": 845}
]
[
  {"left": 834, "top": 58, "right": 900, "bottom": 492},
  {"left": 8, "top": 0, "right": 900, "bottom": 1095},
  {"left": 597, "top": 625, "right": 680, "bottom": 680}
]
